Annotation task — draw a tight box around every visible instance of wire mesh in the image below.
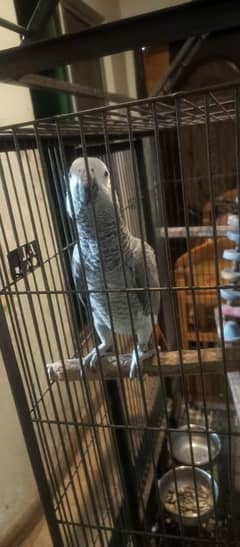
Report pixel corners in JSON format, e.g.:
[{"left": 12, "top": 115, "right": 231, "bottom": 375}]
[{"left": 1, "top": 81, "right": 240, "bottom": 546}]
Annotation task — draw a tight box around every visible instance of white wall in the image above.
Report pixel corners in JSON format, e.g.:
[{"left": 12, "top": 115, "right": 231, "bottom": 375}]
[
  {"left": 83, "top": 0, "right": 120, "bottom": 21},
  {"left": 119, "top": 0, "right": 191, "bottom": 18}
]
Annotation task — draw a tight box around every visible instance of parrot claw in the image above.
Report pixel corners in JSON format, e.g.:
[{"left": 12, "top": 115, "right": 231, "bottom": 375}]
[
  {"left": 83, "top": 349, "right": 99, "bottom": 370},
  {"left": 129, "top": 347, "right": 155, "bottom": 380},
  {"left": 82, "top": 343, "right": 112, "bottom": 373}
]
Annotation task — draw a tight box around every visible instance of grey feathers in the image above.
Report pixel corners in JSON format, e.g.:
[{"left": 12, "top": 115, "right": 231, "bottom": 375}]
[{"left": 67, "top": 157, "right": 160, "bottom": 338}]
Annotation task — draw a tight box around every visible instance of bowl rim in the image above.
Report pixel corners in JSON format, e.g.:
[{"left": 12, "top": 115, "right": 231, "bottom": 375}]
[
  {"left": 158, "top": 465, "right": 219, "bottom": 521},
  {"left": 168, "top": 423, "right": 222, "bottom": 466}
]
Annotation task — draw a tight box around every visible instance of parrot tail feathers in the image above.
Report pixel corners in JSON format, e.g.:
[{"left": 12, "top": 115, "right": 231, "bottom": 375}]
[{"left": 149, "top": 323, "right": 168, "bottom": 351}]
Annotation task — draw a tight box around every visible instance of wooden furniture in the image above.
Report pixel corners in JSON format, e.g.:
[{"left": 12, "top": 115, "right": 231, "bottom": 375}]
[
  {"left": 175, "top": 236, "right": 234, "bottom": 401},
  {"left": 202, "top": 188, "right": 238, "bottom": 226}
]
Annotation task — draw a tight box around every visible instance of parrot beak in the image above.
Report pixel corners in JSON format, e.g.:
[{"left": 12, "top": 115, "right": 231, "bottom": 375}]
[
  {"left": 67, "top": 165, "right": 98, "bottom": 215},
  {"left": 85, "top": 174, "right": 98, "bottom": 205},
  {"left": 73, "top": 169, "right": 90, "bottom": 206},
  {"left": 78, "top": 171, "right": 98, "bottom": 206}
]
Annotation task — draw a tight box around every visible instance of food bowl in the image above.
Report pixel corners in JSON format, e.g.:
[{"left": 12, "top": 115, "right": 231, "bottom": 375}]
[
  {"left": 158, "top": 466, "right": 219, "bottom": 527},
  {"left": 169, "top": 424, "right": 221, "bottom": 467}
]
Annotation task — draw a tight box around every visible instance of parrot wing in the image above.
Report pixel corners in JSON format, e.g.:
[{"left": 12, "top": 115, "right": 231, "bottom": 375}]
[
  {"left": 71, "top": 244, "right": 88, "bottom": 311},
  {"left": 131, "top": 237, "right": 160, "bottom": 318}
]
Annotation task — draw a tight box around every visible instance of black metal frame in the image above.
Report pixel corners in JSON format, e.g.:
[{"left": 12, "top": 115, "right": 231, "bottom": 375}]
[
  {"left": 0, "top": 16, "right": 31, "bottom": 36},
  {"left": 0, "top": 0, "right": 239, "bottom": 82}
]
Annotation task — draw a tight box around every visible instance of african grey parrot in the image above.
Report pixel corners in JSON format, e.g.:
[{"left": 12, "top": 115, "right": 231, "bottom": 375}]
[{"left": 66, "top": 157, "right": 160, "bottom": 378}]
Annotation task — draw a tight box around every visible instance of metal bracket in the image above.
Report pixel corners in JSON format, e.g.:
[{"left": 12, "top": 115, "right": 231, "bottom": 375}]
[{"left": 8, "top": 240, "right": 42, "bottom": 282}]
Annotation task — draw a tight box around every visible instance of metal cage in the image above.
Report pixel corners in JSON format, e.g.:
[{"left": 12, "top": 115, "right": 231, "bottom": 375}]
[{"left": 1, "top": 82, "right": 240, "bottom": 546}]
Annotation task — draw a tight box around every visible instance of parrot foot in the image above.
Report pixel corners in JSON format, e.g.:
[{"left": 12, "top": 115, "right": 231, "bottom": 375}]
[
  {"left": 82, "top": 344, "right": 112, "bottom": 371},
  {"left": 129, "top": 346, "right": 156, "bottom": 380},
  {"left": 82, "top": 349, "right": 99, "bottom": 370}
]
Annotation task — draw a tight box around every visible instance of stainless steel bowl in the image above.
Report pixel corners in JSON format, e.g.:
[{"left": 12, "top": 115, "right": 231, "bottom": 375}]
[
  {"left": 158, "top": 466, "right": 219, "bottom": 527},
  {"left": 169, "top": 424, "right": 221, "bottom": 467}
]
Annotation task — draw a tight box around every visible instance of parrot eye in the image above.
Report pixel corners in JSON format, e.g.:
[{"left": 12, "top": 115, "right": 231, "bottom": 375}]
[
  {"left": 104, "top": 170, "right": 108, "bottom": 177},
  {"left": 90, "top": 168, "right": 94, "bottom": 173}
]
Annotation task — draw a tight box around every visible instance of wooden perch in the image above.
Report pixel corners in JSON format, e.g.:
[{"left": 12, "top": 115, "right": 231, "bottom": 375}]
[
  {"left": 47, "top": 347, "right": 240, "bottom": 383},
  {"left": 157, "top": 226, "right": 229, "bottom": 238}
]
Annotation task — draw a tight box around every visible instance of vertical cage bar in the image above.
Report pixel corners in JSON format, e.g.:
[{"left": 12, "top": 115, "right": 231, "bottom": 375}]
[
  {"left": 205, "top": 92, "right": 233, "bottom": 516},
  {"left": 134, "top": 139, "right": 156, "bottom": 249}
]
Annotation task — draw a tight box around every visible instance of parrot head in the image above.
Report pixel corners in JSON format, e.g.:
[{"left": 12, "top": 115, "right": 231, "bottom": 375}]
[{"left": 66, "top": 157, "right": 111, "bottom": 217}]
